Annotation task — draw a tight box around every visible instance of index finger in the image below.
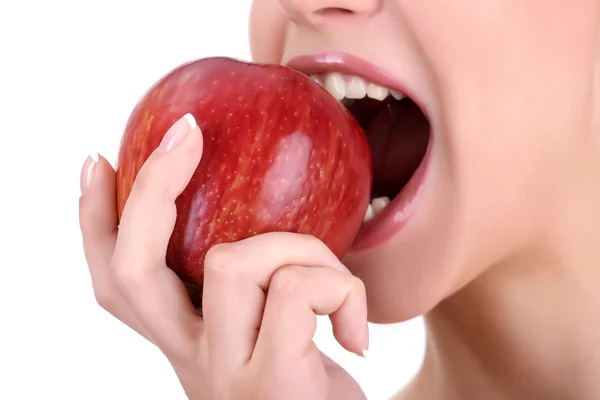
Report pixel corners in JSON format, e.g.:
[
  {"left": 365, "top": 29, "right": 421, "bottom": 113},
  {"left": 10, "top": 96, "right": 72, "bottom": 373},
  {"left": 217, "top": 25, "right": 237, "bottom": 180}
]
[{"left": 201, "top": 232, "right": 350, "bottom": 371}]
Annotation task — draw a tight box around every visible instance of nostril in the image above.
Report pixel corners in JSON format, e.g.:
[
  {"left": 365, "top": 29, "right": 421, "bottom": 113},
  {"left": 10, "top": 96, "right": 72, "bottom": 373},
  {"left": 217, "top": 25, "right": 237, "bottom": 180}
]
[{"left": 315, "top": 7, "right": 355, "bottom": 16}]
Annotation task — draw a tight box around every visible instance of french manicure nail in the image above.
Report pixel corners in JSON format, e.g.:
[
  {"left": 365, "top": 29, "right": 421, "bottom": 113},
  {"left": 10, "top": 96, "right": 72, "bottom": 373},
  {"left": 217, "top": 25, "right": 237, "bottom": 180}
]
[
  {"left": 355, "top": 348, "right": 369, "bottom": 358},
  {"left": 158, "top": 113, "right": 197, "bottom": 152},
  {"left": 80, "top": 152, "right": 99, "bottom": 195}
]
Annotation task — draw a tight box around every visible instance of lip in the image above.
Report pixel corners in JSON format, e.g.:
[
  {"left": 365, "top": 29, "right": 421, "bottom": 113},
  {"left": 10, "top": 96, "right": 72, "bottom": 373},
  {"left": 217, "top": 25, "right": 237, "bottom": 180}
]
[
  {"left": 286, "top": 51, "right": 433, "bottom": 253},
  {"left": 350, "top": 139, "right": 431, "bottom": 253}
]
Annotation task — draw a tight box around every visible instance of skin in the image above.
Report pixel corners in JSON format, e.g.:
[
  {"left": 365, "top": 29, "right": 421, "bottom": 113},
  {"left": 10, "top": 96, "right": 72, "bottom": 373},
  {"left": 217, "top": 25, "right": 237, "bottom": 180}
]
[{"left": 79, "top": 0, "right": 600, "bottom": 399}]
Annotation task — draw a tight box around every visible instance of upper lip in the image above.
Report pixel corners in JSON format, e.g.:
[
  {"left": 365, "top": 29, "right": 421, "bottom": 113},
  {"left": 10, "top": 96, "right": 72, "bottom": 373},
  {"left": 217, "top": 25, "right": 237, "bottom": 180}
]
[{"left": 285, "top": 51, "right": 416, "bottom": 100}]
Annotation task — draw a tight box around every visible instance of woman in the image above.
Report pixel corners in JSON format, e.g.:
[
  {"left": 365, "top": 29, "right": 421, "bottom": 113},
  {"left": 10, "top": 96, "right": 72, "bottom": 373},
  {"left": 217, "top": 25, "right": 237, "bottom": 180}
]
[{"left": 79, "top": 0, "right": 600, "bottom": 398}]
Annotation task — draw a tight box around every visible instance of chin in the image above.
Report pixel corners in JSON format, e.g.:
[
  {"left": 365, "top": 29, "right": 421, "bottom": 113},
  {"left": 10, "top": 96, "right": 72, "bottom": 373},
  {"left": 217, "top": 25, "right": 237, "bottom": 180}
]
[{"left": 343, "top": 244, "right": 458, "bottom": 324}]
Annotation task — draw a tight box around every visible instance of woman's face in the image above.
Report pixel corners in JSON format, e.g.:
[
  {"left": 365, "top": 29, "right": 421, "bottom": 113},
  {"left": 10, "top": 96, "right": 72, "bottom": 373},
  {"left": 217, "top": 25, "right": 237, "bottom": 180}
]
[{"left": 249, "top": 0, "right": 600, "bottom": 322}]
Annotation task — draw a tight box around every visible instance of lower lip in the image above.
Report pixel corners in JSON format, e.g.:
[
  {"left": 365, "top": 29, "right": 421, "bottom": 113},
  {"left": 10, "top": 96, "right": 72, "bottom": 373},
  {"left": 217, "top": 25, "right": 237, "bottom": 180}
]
[{"left": 349, "top": 139, "right": 432, "bottom": 253}]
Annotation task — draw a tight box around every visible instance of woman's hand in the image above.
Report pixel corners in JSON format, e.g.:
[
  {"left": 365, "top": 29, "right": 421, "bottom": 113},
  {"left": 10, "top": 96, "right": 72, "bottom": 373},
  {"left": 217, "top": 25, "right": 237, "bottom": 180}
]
[{"left": 78, "top": 114, "right": 368, "bottom": 400}]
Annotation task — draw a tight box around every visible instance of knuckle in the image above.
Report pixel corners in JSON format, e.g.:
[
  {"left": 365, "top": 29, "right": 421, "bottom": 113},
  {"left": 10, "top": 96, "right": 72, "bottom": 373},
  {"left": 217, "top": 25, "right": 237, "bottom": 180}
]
[
  {"left": 349, "top": 275, "right": 367, "bottom": 297},
  {"left": 309, "top": 233, "right": 324, "bottom": 245},
  {"left": 129, "top": 162, "right": 166, "bottom": 201},
  {"left": 79, "top": 202, "right": 102, "bottom": 236},
  {"left": 93, "top": 283, "right": 118, "bottom": 313},
  {"left": 300, "top": 233, "right": 324, "bottom": 249},
  {"left": 204, "top": 243, "right": 243, "bottom": 281},
  {"left": 110, "top": 260, "right": 143, "bottom": 295},
  {"left": 131, "top": 169, "right": 157, "bottom": 199},
  {"left": 269, "top": 266, "right": 303, "bottom": 297},
  {"left": 166, "top": 342, "right": 200, "bottom": 371},
  {"left": 78, "top": 196, "right": 91, "bottom": 227},
  {"left": 301, "top": 234, "right": 336, "bottom": 259}
]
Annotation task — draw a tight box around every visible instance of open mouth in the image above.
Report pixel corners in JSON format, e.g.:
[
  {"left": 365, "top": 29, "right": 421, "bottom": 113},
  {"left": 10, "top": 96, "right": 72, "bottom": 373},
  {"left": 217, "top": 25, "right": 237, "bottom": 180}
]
[{"left": 309, "top": 72, "right": 431, "bottom": 223}]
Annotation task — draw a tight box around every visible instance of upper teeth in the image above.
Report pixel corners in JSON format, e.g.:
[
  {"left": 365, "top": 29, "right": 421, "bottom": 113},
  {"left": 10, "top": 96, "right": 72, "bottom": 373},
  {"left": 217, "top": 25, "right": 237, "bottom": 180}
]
[{"left": 311, "top": 73, "right": 405, "bottom": 103}]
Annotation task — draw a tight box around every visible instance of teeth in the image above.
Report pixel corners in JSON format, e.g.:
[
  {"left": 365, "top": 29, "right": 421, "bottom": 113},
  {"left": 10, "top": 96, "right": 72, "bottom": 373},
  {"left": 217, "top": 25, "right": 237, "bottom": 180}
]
[
  {"left": 311, "top": 73, "right": 405, "bottom": 104},
  {"left": 346, "top": 76, "right": 367, "bottom": 99},
  {"left": 371, "top": 196, "right": 391, "bottom": 214},
  {"left": 390, "top": 90, "right": 405, "bottom": 101},
  {"left": 324, "top": 73, "right": 346, "bottom": 100},
  {"left": 363, "top": 196, "right": 392, "bottom": 222},
  {"left": 366, "top": 83, "right": 389, "bottom": 101},
  {"left": 364, "top": 204, "right": 375, "bottom": 222}
]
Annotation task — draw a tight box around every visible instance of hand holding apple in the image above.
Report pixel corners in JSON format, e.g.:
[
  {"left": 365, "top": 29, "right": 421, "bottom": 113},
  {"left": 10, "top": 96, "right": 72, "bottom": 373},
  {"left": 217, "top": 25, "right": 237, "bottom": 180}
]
[{"left": 80, "top": 117, "right": 369, "bottom": 399}]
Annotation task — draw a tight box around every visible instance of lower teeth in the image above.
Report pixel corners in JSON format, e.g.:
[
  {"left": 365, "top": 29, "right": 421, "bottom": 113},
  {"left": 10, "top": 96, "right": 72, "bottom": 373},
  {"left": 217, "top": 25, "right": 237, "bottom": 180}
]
[
  {"left": 364, "top": 204, "right": 375, "bottom": 221},
  {"left": 372, "top": 196, "right": 391, "bottom": 213},
  {"left": 363, "top": 196, "right": 392, "bottom": 222}
]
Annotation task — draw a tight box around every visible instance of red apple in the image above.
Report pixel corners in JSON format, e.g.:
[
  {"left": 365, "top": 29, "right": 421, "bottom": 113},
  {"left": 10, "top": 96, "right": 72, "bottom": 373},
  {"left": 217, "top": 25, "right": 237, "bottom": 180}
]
[{"left": 116, "top": 57, "right": 372, "bottom": 288}]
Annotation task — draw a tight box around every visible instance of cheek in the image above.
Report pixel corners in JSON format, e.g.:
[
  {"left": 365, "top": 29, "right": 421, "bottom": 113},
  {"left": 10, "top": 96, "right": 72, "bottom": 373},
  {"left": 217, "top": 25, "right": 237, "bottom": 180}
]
[
  {"left": 410, "top": 0, "right": 595, "bottom": 166},
  {"left": 249, "top": 0, "right": 287, "bottom": 63},
  {"left": 411, "top": 2, "right": 597, "bottom": 270},
  {"left": 409, "top": 0, "right": 597, "bottom": 180}
]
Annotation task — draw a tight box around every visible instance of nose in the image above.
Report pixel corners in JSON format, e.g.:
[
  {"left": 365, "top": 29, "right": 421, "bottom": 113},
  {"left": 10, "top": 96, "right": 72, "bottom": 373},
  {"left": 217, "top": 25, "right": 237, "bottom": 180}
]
[{"left": 279, "top": 0, "right": 381, "bottom": 24}]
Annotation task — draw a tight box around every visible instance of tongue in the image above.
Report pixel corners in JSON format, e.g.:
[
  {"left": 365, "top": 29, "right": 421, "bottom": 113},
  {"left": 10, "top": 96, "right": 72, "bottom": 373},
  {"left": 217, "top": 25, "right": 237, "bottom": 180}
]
[{"left": 365, "top": 100, "right": 430, "bottom": 199}]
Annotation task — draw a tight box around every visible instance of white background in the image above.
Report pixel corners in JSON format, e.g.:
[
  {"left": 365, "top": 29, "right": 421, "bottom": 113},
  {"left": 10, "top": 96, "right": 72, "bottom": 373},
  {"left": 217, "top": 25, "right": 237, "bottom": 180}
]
[{"left": 0, "top": 1, "right": 425, "bottom": 399}]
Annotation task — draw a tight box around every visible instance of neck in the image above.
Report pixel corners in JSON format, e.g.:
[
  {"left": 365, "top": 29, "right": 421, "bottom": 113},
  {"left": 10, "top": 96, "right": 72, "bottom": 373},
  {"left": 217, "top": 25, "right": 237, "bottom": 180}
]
[
  {"left": 423, "top": 265, "right": 600, "bottom": 399},
  {"left": 409, "top": 189, "right": 600, "bottom": 400}
]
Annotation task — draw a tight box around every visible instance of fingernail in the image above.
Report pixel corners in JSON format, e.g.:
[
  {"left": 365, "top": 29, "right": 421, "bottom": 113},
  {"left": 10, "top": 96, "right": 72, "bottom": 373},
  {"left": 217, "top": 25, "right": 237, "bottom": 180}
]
[
  {"left": 80, "top": 152, "right": 99, "bottom": 195},
  {"left": 357, "top": 349, "right": 368, "bottom": 358},
  {"left": 158, "top": 113, "right": 197, "bottom": 152}
]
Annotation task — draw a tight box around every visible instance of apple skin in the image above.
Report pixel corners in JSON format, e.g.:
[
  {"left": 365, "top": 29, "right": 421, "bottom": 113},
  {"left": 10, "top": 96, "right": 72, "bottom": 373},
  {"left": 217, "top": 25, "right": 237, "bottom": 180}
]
[{"left": 116, "top": 57, "right": 372, "bottom": 287}]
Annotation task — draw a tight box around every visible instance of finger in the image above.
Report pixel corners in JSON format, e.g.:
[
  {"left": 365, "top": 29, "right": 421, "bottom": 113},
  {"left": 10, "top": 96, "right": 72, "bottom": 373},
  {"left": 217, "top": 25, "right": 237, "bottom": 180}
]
[
  {"left": 115, "top": 113, "right": 203, "bottom": 266},
  {"left": 202, "top": 232, "right": 350, "bottom": 372},
  {"left": 79, "top": 154, "right": 151, "bottom": 341},
  {"left": 255, "top": 265, "right": 368, "bottom": 362},
  {"left": 111, "top": 114, "right": 204, "bottom": 361},
  {"left": 79, "top": 153, "right": 118, "bottom": 299}
]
